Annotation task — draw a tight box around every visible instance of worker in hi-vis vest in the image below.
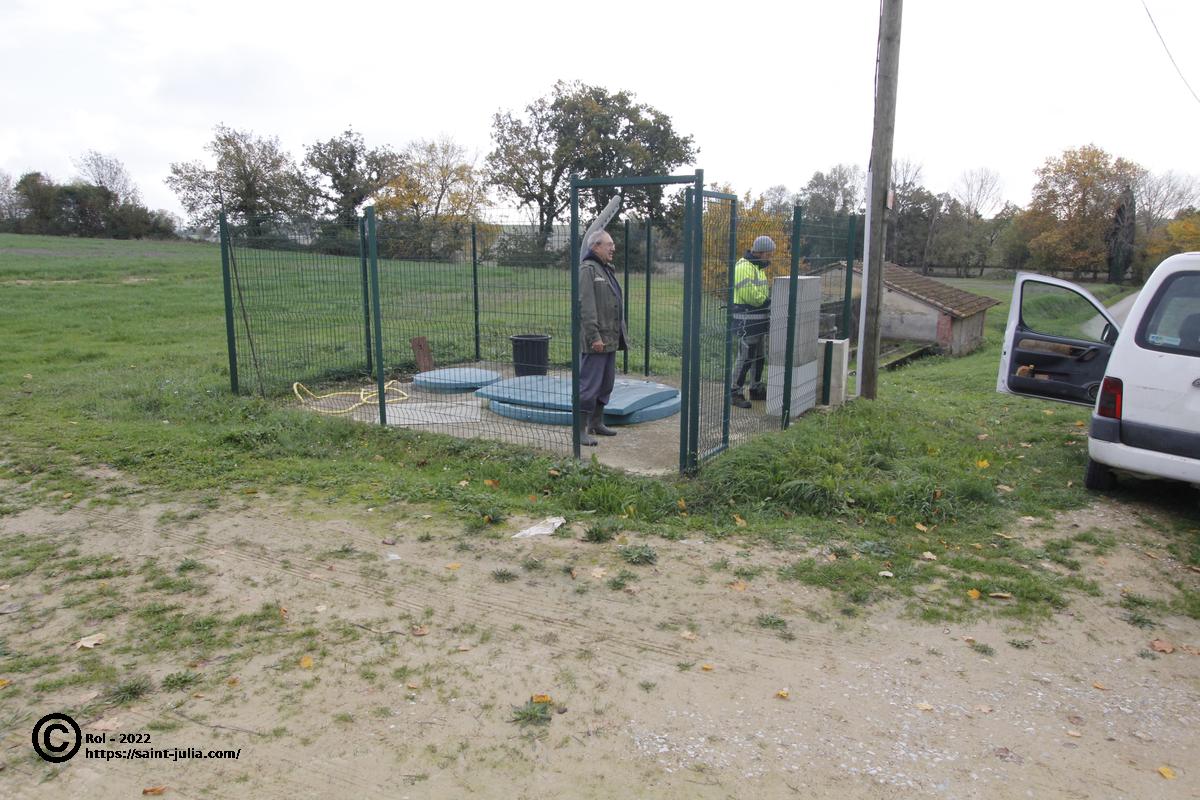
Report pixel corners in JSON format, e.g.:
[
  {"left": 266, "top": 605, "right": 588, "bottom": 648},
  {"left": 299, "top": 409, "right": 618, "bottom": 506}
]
[{"left": 730, "top": 235, "right": 776, "bottom": 408}]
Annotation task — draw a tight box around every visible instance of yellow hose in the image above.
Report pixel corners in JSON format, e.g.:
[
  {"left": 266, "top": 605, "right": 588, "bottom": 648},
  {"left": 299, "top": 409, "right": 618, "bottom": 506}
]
[{"left": 292, "top": 380, "right": 409, "bottom": 415}]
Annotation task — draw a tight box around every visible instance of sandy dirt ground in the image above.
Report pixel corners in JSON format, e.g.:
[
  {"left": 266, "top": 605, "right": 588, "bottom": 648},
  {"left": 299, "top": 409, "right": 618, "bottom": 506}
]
[{"left": 2, "top": 487, "right": 1198, "bottom": 799}]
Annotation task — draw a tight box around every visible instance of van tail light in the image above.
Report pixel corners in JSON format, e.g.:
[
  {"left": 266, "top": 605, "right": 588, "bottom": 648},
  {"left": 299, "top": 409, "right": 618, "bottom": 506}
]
[{"left": 1097, "top": 377, "right": 1123, "bottom": 419}]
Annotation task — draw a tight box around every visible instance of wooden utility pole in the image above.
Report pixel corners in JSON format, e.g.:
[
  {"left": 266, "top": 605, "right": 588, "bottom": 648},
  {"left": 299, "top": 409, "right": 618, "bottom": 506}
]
[{"left": 858, "top": 0, "right": 903, "bottom": 399}]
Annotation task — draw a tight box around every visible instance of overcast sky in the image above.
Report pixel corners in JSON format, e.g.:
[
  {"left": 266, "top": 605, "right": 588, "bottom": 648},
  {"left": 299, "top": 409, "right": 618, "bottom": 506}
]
[{"left": 2, "top": 0, "right": 1197, "bottom": 222}]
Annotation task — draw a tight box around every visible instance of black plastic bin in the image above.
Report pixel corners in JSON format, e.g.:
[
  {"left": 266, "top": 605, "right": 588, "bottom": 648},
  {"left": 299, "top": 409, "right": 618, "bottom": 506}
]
[{"left": 510, "top": 334, "right": 551, "bottom": 377}]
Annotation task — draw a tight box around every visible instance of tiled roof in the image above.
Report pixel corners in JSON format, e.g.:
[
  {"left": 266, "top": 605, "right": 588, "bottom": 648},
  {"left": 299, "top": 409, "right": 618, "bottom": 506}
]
[{"left": 823, "top": 261, "right": 1000, "bottom": 319}]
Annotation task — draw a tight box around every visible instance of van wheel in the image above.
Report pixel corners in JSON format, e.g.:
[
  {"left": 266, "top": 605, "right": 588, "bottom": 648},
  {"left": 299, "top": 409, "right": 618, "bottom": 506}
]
[{"left": 1084, "top": 457, "right": 1116, "bottom": 491}]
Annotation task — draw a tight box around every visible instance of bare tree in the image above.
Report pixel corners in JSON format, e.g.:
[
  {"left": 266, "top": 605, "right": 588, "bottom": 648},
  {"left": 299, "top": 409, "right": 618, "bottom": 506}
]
[
  {"left": 890, "top": 157, "right": 923, "bottom": 202},
  {"left": 73, "top": 150, "right": 141, "bottom": 205},
  {"left": 1135, "top": 169, "right": 1200, "bottom": 234},
  {"left": 0, "top": 169, "right": 19, "bottom": 222},
  {"left": 953, "top": 167, "right": 1003, "bottom": 217}
]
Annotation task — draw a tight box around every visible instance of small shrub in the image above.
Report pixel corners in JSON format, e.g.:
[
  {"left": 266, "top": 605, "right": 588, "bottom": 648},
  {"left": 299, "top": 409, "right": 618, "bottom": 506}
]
[{"left": 619, "top": 544, "right": 657, "bottom": 565}]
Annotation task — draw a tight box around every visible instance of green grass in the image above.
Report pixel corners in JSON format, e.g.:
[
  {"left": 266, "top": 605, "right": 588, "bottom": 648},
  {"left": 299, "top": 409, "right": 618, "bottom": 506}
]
[{"left": 1, "top": 234, "right": 1197, "bottom": 622}]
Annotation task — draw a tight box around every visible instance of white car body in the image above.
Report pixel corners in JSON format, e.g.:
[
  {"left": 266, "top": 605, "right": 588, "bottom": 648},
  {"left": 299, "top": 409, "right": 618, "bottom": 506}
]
[{"left": 996, "top": 253, "right": 1200, "bottom": 489}]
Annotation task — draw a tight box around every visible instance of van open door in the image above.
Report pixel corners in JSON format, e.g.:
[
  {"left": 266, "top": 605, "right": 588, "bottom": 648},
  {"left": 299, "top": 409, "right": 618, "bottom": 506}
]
[{"left": 996, "top": 273, "right": 1119, "bottom": 406}]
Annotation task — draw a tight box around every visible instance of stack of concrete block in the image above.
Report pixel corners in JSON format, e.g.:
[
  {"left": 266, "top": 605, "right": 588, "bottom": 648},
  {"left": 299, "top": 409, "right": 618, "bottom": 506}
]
[{"left": 765, "top": 276, "right": 821, "bottom": 416}]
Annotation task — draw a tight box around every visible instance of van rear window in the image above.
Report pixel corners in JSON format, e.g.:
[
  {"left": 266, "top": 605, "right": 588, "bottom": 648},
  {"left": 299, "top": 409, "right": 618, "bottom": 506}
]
[{"left": 1137, "top": 272, "right": 1200, "bottom": 357}]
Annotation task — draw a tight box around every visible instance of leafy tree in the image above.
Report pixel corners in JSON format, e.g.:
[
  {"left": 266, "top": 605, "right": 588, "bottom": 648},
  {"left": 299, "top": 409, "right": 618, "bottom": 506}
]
[
  {"left": 13, "top": 172, "right": 58, "bottom": 232},
  {"left": 73, "top": 151, "right": 141, "bottom": 205},
  {"left": 166, "top": 125, "right": 311, "bottom": 234},
  {"left": 1025, "top": 144, "right": 1142, "bottom": 277},
  {"left": 485, "top": 81, "right": 696, "bottom": 242},
  {"left": 303, "top": 128, "right": 402, "bottom": 226},
  {"left": 798, "top": 164, "right": 864, "bottom": 219}
]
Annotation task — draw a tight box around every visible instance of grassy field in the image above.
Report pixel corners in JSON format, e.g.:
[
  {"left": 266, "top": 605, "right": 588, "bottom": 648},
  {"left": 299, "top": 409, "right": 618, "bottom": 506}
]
[{"left": 2, "top": 233, "right": 1196, "bottom": 623}]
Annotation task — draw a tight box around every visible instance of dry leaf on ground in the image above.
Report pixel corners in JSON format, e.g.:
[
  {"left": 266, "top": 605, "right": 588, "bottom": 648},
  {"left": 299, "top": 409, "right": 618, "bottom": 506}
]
[
  {"left": 776, "top": 689, "right": 789, "bottom": 699},
  {"left": 701, "top": 664, "right": 714, "bottom": 672},
  {"left": 531, "top": 694, "right": 552, "bottom": 704},
  {"left": 967, "top": 589, "right": 982, "bottom": 600},
  {"left": 680, "top": 631, "right": 697, "bottom": 641},
  {"left": 411, "top": 625, "right": 429, "bottom": 637},
  {"left": 142, "top": 787, "right": 167, "bottom": 796},
  {"left": 1092, "top": 681, "right": 1108, "bottom": 691},
  {"left": 915, "top": 702, "right": 934, "bottom": 711},
  {"left": 920, "top": 551, "right": 937, "bottom": 561},
  {"left": 457, "top": 480, "right": 469, "bottom": 487},
  {"left": 727, "top": 580, "right": 748, "bottom": 592},
  {"left": 299, "top": 655, "right": 313, "bottom": 669},
  {"left": 733, "top": 514, "right": 746, "bottom": 527},
  {"left": 1158, "top": 766, "right": 1176, "bottom": 780},
  {"left": 914, "top": 522, "right": 928, "bottom": 532},
  {"left": 0, "top": 679, "right": 9, "bottom": 689},
  {"left": 590, "top": 568, "right": 607, "bottom": 579},
  {"left": 1150, "top": 639, "right": 1175, "bottom": 654},
  {"left": 74, "top": 633, "right": 106, "bottom": 649},
  {"left": 445, "top": 563, "right": 461, "bottom": 570},
  {"left": 483, "top": 479, "right": 499, "bottom": 488},
  {"left": 1066, "top": 730, "right": 1082, "bottom": 738},
  {"left": 988, "top": 592, "right": 1013, "bottom": 600}
]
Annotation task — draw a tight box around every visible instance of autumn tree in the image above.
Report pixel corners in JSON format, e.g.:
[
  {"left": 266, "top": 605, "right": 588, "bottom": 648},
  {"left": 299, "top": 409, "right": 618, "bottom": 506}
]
[
  {"left": 303, "top": 129, "right": 402, "bottom": 226},
  {"left": 1025, "top": 144, "right": 1143, "bottom": 277},
  {"left": 374, "top": 136, "right": 488, "bottom": 259},
  {"left": 166, "top": 125, "right": 311, "bottom": 234},
  {"left": 485, "top": 81, "right": 696, "bottom": 243}
]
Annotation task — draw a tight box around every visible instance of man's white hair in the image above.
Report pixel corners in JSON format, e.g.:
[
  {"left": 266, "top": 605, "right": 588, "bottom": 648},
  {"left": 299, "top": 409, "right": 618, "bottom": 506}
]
[{"left": 585, "top": 229, "right": 611, "bottom": 251}]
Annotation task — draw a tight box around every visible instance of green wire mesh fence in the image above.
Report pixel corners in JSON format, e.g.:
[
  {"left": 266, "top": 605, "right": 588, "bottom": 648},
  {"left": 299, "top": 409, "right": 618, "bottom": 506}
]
[{"left": 219, "top": 201, "right": 860, "bottom": 473}]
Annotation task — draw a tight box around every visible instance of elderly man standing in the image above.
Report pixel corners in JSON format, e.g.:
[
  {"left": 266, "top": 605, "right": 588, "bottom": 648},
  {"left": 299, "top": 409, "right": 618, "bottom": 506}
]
[
  {"left": 730, "top": 235, "right": 776, "bottom": 409},
  {"left": 577, "top": 228, "right": 627, "bottom": 446}
]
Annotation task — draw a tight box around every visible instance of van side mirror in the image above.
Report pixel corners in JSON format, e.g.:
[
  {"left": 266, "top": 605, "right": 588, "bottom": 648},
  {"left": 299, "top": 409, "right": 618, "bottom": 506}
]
[{"left": 1101, "top": 322, "right": 1118, "bottom": 345}]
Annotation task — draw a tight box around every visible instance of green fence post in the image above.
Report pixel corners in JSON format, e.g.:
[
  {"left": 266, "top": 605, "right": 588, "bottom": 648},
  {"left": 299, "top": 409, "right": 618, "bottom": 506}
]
[
  {"left": 569, "top": 178, "right": 581, "bottom": 459},
  {"left": 644, "top": 219, "right": 652, "bottom": 377},
  {"left": 365, "top": 207, "right": 387, "bottom": 427},
  {"left": 686, "top": 170, "right": 704, "bottom": 472},
  {"left": 782, "top": 206, "right": 803, "bottom": 429},
  {"left": 622, "top": 218, "right": 630, "bottom": 375},
  {"left": 678, "top": 189, "right": 693, "bottom": 473},
  {"left": 219, "top": 212, "right": 239, "bottom": 394},
  {"left": 722, "top": 198, "right": 738, "bottom": 448},
  {"left": 471, "top": 222, "right": 481, "bottom": 361},
  {"left": 358, "top": 217, "right": 373, "bottom": 376}
]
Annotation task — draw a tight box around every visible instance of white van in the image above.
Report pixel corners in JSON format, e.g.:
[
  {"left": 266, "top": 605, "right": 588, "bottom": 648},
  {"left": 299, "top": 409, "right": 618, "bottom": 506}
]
[{"left": 996, "top": 252, "right": 1200, "bottom": 490}]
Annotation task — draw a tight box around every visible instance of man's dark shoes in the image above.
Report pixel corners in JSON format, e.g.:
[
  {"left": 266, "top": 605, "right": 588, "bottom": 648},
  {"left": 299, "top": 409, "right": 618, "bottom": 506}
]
[
  {"left": 730, "top": 392, "right": 752, "bottom": 409},
  {"left": 749, "top": 385, "right": 767, "bottom": 401},
  {"left": 588, "top": 405, "right": 617, "bottom": 436},
  {"left": 576, "top": 411, "right": 598, "bottom": 446}
]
